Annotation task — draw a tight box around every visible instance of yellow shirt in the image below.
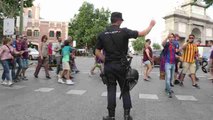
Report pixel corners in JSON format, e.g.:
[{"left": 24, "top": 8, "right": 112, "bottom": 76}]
[{"left": 182, "top": 43, "right": 198, "bottom": 63}]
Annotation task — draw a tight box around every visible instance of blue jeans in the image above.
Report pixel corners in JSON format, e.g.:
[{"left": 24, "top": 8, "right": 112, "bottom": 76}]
[
  {"left": 165, "top": 63, "right": 175, "bottom": 92},
  {"left": 1, "top": 59, "right": 11, "bottom": 81},
  {"left": 15, "top": 57, "right": 23, "bottom": 78}
]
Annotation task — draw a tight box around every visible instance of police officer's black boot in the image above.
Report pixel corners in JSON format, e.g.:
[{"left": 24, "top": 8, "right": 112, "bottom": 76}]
[
  {"left": 103, "top": 109, "right": 115, "bottom": 120},
  {"left": 124, "top": 109, "right": 133, "bottom": 120}
]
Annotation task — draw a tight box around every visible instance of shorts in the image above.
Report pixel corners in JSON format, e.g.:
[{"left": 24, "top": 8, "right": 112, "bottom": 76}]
[
  {"left": 143, "top": 60, "right": 151, "bottom": 65},
  {"left": 22, "top": 59, "right": 28, "bottom": 69},
  {"left": 62, "top": 61, "right": 70, "bottom": 70},
  {"left": 95, "top": 63, "right": 102, "bottom": 68},
  {"left": 182, "top": 62, "right": 196, "bottom": 74}
]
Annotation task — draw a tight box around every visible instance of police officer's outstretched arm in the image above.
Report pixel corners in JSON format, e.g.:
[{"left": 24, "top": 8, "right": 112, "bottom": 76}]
[{"left": 138, "top": 20, "right": 156, "bottom": 37}]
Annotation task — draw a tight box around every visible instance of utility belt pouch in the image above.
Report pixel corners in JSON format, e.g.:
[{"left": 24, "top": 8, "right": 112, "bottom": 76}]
[{"left": 120, "top": 56, "right": 128, "bottom": 67}]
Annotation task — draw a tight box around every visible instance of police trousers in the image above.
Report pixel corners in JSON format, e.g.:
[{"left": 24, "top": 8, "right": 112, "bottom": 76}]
[{"left": 104, "top": 62, "right": 132, "bottom": 111}]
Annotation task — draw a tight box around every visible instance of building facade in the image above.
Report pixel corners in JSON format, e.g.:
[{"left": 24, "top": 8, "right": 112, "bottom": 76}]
[
  {"left": 21, "top": 5, "right": 69, "bottom": 43},
  {"left": 163, "top": 0, "right": 213, "bottom": 47}
]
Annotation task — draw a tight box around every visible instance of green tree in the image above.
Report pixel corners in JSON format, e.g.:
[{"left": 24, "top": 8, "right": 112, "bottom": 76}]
[
  {"left": 152, "top": 43, "right": 161, "bottom": 50},
  {"left": 68, "top": 2, "right": 110, "bottom": 48},
  {"left": 132, "top": 37, "right": 145, "bottom": 52},
  {"left": 194, "top": 0, "right": 213, "bottom": 8},
  {"left": 0, "top": 0, "right": 34, "bottom": 40}
]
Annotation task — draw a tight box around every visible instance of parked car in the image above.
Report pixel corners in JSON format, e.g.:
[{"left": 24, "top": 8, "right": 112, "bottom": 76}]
[
  {"left": 152, "top": 50, "right": 161, "bottom": 66},
  {"left": 28, "top": 48, "right": 39, "bottom": 60}
]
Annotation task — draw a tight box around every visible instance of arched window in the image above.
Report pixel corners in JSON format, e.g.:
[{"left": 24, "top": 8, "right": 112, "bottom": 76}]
[
  {"left": 28, "top": 10, "right": 32, "bottom": 18},
  {"left": 33, "top": 30, "right": 39, "bottom": 37},
  {"left": 49, "top": 31, "right": 54, "bottom": 37},
  {"left": 27, "top": 29, "right": 32, "bottom": 36},
  {"left": 56, "top": 31, "right": 61, "bottom": 37}
]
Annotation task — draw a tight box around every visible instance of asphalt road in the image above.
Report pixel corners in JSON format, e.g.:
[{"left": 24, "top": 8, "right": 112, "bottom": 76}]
[{"left": 0, "top": 56, "right": 212, "bottom": 120}]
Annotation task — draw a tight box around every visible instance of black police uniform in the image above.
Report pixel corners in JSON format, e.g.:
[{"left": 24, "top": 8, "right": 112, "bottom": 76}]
[{"left": 96, "top": 25, "right": 138, "bottom": 119}]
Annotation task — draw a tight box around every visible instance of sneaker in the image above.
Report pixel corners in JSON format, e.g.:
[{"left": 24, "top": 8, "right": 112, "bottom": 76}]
[
  {"left": 46, "top": 76, "right": 51, "bottom": 79},
  {"left": 192, "top": 84, "right": 200, "bottom": 89},
  {"left": 22, "top": 77, "right": 28, "bottom": 81},
  {"left": 170, "top": 83, "right": 174, "bottom": 87},
  {"left": 195, "top": 77, "right": 199, "bottom": 81},
  {"left": 168, "top": 92, "right": 172, "bottom": 98},
  {"left": 34, "top": 74, "right": 38, "bottom": 78},
  {"left": 7, "top": 81, "right": 13, "bottom": 86},
  {"left": 75, "top": 70, "right": 80, "bottom": 74},
  {"left": 179, "top": 81, "right": 184, "bottom": 86},
  {"left": 58, "top": 79, "right": 65, "bottom": 84},
  {"left": 66, "top": 80, "right": 74, "bottom": 85},
  {"left": 89, "top": 72, "right": 94, "bottom": 77},
  {"left": 1, "top": 81, "right": 8, "bottom": 85},
  {"left": 174, "top": 80, "right": 180, "bottom": 85}
]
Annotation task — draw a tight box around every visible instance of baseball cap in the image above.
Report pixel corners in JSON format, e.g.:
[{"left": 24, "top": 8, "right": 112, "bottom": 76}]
[{"left": 111, "top": 12, "right": 124, "bottom": 21}]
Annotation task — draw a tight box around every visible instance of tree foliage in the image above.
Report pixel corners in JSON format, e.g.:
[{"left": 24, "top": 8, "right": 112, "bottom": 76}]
[
  {"left": 152, "top": 43, "right": 161, "bottom": 50},
  {"left": 0, "top": 0, "right": 34, "bottom": 40},
  {"left": 0, "top": 0, "right": 34, "bottom": 18},
  {"left": 194, "top": 0, "right": 213, "bottom": 8},
  {"left": 132, "top": 37, "right": 145, "bottom": 52},
  {"left": 68, "top": 2, "right": 110, "bottom": 48}
]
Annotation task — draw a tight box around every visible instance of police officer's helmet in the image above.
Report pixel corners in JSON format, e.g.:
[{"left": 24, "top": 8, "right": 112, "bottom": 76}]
[{"left": 126, "top": 68, "right": 139, "bottom": 90}]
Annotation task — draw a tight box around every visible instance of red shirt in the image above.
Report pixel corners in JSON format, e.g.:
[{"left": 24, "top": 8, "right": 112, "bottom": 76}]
[{"left": 48, "top": 44, "right": 52, "bottom": 55}]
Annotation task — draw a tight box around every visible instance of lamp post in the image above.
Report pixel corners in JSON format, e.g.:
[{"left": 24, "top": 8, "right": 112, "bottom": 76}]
[{"left": 19, "top": 0, "right": 24, "bottom": 35}]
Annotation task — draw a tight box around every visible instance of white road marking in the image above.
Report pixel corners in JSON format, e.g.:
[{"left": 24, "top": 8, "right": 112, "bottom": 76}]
[
  {"left": 66, "top": 90, "right": 86, "bottom": 95},
  {"left": 101, "top": 92, "right": 121, "bottom": 98},
  {"left": 34, "top": 88, "right": 54, "bottom": 92},
  {"left": 175, "top": 95, "right": 197, "bottom": 101},
  {"left": 139, "top": 94, "right": 159, "bottom": 100}
]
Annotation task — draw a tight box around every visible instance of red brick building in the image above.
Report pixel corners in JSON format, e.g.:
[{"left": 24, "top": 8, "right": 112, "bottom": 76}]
[{"left": 22, "top": 5, "right": 68, "bottom": 43}]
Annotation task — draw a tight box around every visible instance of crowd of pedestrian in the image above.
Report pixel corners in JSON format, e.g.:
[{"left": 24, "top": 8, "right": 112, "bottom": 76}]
[
  {"left": 0, "top": 35, "right": 79, "bottom": 86},
  {"left": 143, "top": 33, "right": 213, "bottom": 98}
]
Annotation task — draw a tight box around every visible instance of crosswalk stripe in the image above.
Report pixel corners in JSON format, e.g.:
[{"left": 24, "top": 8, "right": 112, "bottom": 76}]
[
  {"left": 34, "top": 88, "right": 54, "bottom": 92},
  {"left": 101, "top": 92, "right": 121, "bottom": 98},
  {"left": 66, "top": 90, "right": 86, "bottom": 95},
  {"left": 139, "top": 94, "right": 159, "bottom": 100},
  {"left": 175, "top": 95, "right": 197, "bottom": 101}
]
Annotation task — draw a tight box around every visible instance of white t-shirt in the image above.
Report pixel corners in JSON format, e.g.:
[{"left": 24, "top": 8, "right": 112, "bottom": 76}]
[{"left": 55, "top": 42, "right": 62, "bottom": 57}]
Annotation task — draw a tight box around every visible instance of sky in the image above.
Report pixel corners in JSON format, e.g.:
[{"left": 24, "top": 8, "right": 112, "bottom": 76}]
[{"left": 34, "top": 0, "right": 213, "bottom": 44}]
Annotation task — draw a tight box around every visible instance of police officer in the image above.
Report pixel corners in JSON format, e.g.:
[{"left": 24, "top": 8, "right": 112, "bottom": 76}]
[{"left": 95, "top": 12, "right": 155, "bottom": 120}]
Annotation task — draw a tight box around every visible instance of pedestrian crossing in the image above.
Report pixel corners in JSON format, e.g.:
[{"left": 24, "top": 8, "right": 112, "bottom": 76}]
[{"left": 0, "top": 85, "right": 204, "bottom": 102}]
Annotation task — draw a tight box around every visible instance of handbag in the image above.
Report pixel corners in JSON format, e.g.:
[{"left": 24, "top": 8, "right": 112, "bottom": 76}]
[{"left": 5, "top": 45, "right": 15, "bottom": 64}]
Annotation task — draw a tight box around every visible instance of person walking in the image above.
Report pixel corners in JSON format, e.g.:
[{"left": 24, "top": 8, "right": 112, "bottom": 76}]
[
  {"left": 89, "top": 51, "right": 104, "bottom": 77},
  {"left": 142, "top": 39, "right": 153, "bottom": 81},
  {"left": 173, "top": 34, "right": 181, "bottom": 85},
  {"left": 20, "top": 36, "right": 30, "bottom": 80},
  {"left": 162, "top": 33, "right": 179, "bottom": 98},
  {"left": 57, "top": 40, "right": 74, "bottom": 85},
  {"left": 13, "top": 35, "right": 24, "bottom": 82},
  {"left": 179, "top": 34, "right": 200, "bottom": 88},
  {"left": 48, "top": 42, "right": 53, "bottom": 71},
  {"left": 54, "top": 37, "right": 63, "bottom": 75},
  {"left": 95, "top": 12, "right": 155, "bottom": 120},
  {"left": 34, "top": 35, "right": 51, "bottom": 79},
  {"left": 0, "top": 37, "right": 22, "bottom": 86}
]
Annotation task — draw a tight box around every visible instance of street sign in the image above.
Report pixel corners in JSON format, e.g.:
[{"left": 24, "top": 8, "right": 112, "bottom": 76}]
[
  {"left": 3, "top": 18, "right": 15, "bottom": 35},
  {"left": 73, "top": 40, "right": 76, "bottom": 47}
]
